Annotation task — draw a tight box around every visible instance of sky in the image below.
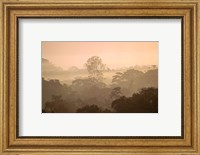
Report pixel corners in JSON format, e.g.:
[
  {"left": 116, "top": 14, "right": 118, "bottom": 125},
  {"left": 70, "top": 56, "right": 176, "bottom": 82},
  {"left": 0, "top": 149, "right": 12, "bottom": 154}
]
[{"left": 42, "top": 42, "right": 158, "bottom": 70}]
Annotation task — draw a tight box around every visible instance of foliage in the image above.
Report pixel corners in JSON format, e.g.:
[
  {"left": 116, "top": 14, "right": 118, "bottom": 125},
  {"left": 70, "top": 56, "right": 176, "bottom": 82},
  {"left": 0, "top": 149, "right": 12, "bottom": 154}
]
[
  {"left": 77, "top": 105, "right": 111, "bottom": 113},
  {"left": 44, "top": 95, "right": 69, "bottom": 113},
  {"left": 112, "top": 69, "right": 158, "bottom": 96},
  {"left": 110, "top": 87, "right": 122, "bottom": 100},
  {"left": 42, "top": 78, "right": 79, "bottom": 112},
  {"left": 72, "top": 78, "right": 106, "bottom": 89},
  {"left": 42, "top": 77, "right": 112, "bottom": 112},
  {"left": 42, "top": 57, "right": 158, "bottom": 113},
  {"left": 112, "top": 87, "right": 158, "bottom": 113},
  {"left": 71, "top": 77, "right": 112, "bottom": 109},
  {"left": 85, "top": 56, "right": 106, "bottom": 81}
]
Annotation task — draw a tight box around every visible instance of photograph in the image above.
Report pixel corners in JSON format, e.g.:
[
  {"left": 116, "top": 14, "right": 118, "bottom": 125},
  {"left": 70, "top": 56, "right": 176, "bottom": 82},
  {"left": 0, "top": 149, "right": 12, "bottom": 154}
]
[{"left": 42, "top": 42, "right": 158, "bottom": 113}]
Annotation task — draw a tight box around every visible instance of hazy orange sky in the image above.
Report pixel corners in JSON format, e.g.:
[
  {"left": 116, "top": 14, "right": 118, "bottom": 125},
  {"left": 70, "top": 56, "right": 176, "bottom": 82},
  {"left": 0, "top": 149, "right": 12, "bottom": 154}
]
[{"left": 42, "top": 42, "right": 158, "bottom": 70}]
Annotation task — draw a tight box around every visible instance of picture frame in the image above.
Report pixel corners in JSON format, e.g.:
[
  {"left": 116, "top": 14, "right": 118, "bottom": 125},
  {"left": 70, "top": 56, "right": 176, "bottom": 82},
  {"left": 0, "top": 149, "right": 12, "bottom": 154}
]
[{"left": 0, "top": 0, "right": 199, "bottom": 154}]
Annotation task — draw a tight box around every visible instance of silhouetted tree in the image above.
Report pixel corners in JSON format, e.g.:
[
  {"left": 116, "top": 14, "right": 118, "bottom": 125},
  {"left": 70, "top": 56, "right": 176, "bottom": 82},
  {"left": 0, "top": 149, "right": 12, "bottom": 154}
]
[
  {"left": 44, "top": 95, "right": 69, "bottom": 113},
  {"left": 72, "top": 78, "right": 106, "bottom": 89},
  {"left": 112, "top": 87, "right": 158, "bottom": 113},
  {"left": 77, "top": 105, "right": 111, "bottom": 113},
  {"left": 112, "top": 69, "right": 158, "bottom": 96},
  {"left": 42, "top": 78, "right": 71, "bottom": 107},
  {"left": 110, "top": 87, "right": 122, "bottom": 100},
  {"left": 42, "top": 57, "right": 158, "bottom": 113},
  {"left": 85, "top": 56, "right": 106, "bottom": 81},
  {"left": 42, "top": 78, "right": 81, "bottom": 112},
  {"left": 112, "top": 72, "right": 123, "bottom": 83}
]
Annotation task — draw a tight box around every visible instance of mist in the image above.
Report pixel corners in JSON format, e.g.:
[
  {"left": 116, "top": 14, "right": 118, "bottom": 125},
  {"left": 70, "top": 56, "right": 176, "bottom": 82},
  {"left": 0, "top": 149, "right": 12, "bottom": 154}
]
[{"left": 42, "top": 56, "right": 158, "bottom": 113}]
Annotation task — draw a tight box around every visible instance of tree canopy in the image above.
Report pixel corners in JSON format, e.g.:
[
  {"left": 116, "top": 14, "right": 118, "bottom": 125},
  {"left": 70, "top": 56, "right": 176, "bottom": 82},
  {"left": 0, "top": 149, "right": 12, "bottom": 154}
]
[
  {"left": 85, "top": 56, "right": 106, "bottom": 81},
  {"left": 112, "top": 87, "right": 158, "bottom": 113}
]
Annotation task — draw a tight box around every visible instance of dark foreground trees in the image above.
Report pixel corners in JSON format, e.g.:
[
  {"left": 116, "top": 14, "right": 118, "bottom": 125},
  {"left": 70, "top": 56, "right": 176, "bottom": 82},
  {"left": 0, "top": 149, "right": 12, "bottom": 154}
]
[
  {"left": 76, "top": 87, "right": 158, "bottom": 113},
  {"left": 43, "top": 95, "right": 69, "bottom": 113},
  {"left": 42, "top": 77, "right": 158, "bottom": 113},
  {"left": 76, "top": 105, "right": 111, "bottom": 113},
  {"left": 112, "top": 87, "right": 158, "bottom": 113}
]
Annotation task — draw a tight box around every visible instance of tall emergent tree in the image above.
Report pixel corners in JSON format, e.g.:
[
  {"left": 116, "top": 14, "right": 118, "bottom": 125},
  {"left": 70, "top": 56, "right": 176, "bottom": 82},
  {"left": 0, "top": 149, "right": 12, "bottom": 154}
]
[{"left": 85, "top": 56, "right": 106, "bottom": 81}]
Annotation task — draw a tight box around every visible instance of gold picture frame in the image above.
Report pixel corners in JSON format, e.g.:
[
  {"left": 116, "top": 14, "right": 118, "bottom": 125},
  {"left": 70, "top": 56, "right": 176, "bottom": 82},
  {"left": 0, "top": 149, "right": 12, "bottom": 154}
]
[{"left": 0, "top": 0, "right": 199, "bottom": 154}]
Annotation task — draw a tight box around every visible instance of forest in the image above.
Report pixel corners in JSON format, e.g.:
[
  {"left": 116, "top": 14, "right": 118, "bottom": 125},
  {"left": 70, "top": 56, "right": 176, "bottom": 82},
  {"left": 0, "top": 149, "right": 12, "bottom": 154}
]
[{"left": 42, "top": 56, "right": 158, "bottom": 113}]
